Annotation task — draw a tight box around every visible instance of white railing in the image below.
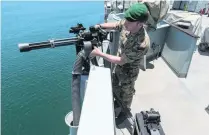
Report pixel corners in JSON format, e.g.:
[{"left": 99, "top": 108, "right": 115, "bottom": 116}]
[{"left": 77, "top": 66, "right": 116, "bottom": 135}]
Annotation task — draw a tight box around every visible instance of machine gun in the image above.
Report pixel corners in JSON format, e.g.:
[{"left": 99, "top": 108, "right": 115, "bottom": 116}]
[
  {"left": 18, "top": 23, "right": 108, "bottom": 54},
  {"left": 133, "top": 108, "right": 165, "bottom": 135},
  {"left": 18, "top": 23, "right": 109, "bottom": 127}
]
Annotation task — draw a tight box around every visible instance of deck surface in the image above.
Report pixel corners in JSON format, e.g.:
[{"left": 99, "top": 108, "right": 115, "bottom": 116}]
[{"left": 116, "top": 47, "right": 209, "bottom": 135}]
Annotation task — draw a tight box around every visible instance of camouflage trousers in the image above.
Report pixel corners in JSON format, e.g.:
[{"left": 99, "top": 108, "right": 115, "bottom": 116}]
[
  {"left": 112, "top": 66, "right": 140, "bottom": 109},
  {"left": 112, "top": 47, "right": 148, "bottom": 110}
]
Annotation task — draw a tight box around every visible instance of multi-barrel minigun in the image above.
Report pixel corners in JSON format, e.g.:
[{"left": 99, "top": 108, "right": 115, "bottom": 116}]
[
  {"left": 19, "top": 23, "right": 108, "bottom": 53},
  {"left": 18, "top": 23, "right": 109, "bottom": 126}
]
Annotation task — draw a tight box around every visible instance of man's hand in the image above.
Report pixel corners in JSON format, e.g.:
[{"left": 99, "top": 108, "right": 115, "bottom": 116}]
[
  {"left": 90, "top": 46, "right": 102, "bottom": 58},
  {"left": 90, "top": 46, "right": 125, "bottom": 65},
  {"left": 94, "top": 24, "right": 101, "bottom": 29}
]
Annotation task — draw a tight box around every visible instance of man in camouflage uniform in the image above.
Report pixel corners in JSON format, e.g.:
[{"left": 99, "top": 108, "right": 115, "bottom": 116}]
[{"left": 90, "top": 3, "right": 150, "bottom": 121}]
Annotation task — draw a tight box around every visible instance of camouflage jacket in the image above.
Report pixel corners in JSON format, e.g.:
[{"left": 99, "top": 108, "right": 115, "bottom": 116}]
[{"left": 113, "top": 19, "right": 150, "bottom": 81}]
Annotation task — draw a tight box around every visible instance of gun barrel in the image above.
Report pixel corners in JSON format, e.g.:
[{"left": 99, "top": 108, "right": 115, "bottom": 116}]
[{"left": 18, "top": 37, "right": 79, "bottom": 52}]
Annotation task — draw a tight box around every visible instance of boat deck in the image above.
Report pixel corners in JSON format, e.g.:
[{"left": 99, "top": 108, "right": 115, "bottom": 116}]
[{"left": 116, "top": 47, "right": 209, "bottom": 135}]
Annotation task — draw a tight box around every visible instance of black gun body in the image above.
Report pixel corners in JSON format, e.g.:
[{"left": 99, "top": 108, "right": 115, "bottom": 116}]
[{"left": 134, "top": 110, "right": 165, "bottom": 135}]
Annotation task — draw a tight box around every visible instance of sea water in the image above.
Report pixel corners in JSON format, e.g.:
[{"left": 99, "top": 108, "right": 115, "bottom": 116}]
[{"left": 1, "top": 1, "right": 104, "bottom": 135}]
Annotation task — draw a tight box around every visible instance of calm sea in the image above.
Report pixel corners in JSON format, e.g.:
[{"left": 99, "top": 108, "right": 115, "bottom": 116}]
[{"left": 1, "top": 1, "right": 104, "bottom": 135}]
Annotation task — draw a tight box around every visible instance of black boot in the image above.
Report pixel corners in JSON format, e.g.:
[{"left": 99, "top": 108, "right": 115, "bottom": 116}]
[
  {"left": 114, "top": 100, "right": 122, "bottom": 118},
  {"left": 115, "top": 111, "right": 127, "bottom": 125}
]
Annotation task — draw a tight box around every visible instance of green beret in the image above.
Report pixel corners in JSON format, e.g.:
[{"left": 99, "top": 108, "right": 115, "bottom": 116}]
[{"left": 124, "top": 3, "right": 148, "bottom": 22}]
